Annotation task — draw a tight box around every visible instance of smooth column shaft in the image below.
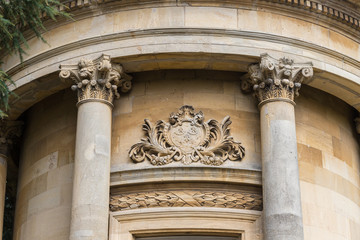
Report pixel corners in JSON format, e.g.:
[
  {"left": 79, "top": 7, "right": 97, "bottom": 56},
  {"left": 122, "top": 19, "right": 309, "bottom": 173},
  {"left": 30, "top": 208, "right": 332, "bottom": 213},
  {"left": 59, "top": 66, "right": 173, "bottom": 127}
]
[
  {"left": 260, "top": 101, "right": 304, "bottom": 240},
  {"left": 0, "top": 155, "right": 6, "bottom": 240},
  {"left": 70, "top": 101, "right": 112, "bottom": 240}
]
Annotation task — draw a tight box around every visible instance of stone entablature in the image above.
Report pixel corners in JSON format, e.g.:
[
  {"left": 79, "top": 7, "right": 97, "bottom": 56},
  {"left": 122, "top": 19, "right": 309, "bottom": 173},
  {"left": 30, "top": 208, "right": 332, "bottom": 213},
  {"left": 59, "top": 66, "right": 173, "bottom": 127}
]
[
  {"left": 242, "top": 53, "right": 313, "bottom": 105},
  {"left": 59, "top": 54, "right": 132, "bottom": 106},
  {"left": 58, "top": 0, "right": 360, "bottom": 33}
]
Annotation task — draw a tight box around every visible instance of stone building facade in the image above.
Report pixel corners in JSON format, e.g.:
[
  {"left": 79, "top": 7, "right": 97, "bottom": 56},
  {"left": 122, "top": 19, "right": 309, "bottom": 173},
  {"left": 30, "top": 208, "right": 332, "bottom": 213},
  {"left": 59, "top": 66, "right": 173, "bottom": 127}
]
[{"left": 0, "top": 0, "right": 359, "bottom": 240}]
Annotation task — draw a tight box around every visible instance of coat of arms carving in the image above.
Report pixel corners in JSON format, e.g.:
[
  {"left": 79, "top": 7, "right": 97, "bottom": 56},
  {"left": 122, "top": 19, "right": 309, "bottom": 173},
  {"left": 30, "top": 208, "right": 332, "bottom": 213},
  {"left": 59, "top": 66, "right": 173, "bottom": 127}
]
[{"left": 129, "top": 106, "right": 245, "bottom": 166}]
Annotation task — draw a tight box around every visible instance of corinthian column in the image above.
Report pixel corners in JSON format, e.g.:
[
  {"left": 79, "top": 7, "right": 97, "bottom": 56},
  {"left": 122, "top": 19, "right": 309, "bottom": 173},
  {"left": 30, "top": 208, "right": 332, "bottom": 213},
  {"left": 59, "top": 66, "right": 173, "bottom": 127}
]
[
  {"left": 242, "top": 54, "right": 313, "bottom": 240},
  {"left": 60, "top": 55, "right": 131, "bottom": 240},
  {"left": 0, "top": 121, "right": 22, "bottom": 239}
]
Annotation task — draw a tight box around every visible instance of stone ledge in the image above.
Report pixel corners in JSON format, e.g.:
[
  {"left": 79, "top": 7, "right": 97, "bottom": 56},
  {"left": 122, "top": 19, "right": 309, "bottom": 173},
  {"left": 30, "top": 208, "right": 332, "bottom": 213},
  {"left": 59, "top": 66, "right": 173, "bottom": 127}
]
[
  {"left": 5, "top": 28, "right": 360, "bottom": 78},
  {"left": 110, "top": 207, "right": 262, "bottom": 222},
  {"left": 110, "top": 167, "right": 262, "bottom": 186}
]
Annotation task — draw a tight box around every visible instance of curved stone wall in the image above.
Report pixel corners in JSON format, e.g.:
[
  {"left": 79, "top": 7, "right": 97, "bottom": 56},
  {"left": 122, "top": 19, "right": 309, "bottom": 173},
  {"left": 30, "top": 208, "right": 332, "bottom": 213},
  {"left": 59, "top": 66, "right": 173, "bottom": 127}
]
[
  {"left": 12, "top": 69, "right": 360, "bottom": 240},
  {"left": 296, "top": 86, "right": 360, "bottom": 239},
  {"left": 14, "top": 90, "right": 76, "bottom": 240},
  {"left": 4, "top": 1, "right": 360, "bottom": 240},
  {"left": 111, "top": 70, "right": 260, "bottom": 172}
]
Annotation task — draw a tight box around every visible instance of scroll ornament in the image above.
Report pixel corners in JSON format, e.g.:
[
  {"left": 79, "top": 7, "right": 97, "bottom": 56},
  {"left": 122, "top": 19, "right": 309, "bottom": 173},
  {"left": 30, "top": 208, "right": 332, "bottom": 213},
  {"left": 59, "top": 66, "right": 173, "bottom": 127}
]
[
  {"left": 129, "top": 105, "right": 245, "bottom": 166},
  {"left": 59, "top": 54, "right": 132, "bottom": 104},
  {"left": 241, "top": 53, "right": 313, "bottom": 104}
]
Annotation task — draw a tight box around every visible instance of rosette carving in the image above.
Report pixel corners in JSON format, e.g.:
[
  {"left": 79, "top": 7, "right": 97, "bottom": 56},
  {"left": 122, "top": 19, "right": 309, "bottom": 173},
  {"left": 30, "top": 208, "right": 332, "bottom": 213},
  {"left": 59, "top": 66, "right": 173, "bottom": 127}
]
[
  {"left": 59, "top": 54, "right": 132, "bottom": 105},
  {"left": 241, "top": 53, "right": 313, "bottom": 104},
  {"left": 129, "top": 105, "right": 245, "bottom": 166}
]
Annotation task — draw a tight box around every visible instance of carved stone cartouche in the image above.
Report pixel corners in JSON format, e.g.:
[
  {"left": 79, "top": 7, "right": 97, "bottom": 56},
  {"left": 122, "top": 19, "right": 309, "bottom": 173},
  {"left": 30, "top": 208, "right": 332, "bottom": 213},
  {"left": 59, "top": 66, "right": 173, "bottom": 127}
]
[
  {"left": 241, "top": 53, "right": 313, "bottom": 105},
  {"left": 129, "top": 105, "right": 245, "bottom": 166},
  {"left": 59, "top": 54, "right": 132, "bottom": 105}
]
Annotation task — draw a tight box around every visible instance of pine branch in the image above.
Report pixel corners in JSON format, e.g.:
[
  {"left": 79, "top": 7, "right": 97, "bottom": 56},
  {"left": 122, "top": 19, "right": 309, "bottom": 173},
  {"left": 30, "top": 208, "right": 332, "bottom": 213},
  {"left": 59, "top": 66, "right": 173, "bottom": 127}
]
[{"left": 0, "top": 0, "right": 71, "bottom": 119}]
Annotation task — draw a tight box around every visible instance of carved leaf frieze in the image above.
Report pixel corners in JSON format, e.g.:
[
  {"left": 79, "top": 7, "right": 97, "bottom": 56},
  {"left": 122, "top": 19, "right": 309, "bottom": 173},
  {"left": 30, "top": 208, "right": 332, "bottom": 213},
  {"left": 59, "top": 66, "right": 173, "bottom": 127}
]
[
  {"left": 110, "top": 190, "right": 262, "bottom": 211},
  {"left": 129, "top": 105, "right": 245, "bottom": 166}
]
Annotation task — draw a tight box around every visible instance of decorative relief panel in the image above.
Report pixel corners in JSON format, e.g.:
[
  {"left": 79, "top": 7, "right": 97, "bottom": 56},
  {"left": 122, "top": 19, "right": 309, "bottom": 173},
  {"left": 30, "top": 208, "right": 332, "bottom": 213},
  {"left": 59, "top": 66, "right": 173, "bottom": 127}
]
[
  {"left": 110, "top": 190, "right": 262, "bottom": 211},
  {"left": 129, "top": 105, "right": 245, "bottom": 166}
]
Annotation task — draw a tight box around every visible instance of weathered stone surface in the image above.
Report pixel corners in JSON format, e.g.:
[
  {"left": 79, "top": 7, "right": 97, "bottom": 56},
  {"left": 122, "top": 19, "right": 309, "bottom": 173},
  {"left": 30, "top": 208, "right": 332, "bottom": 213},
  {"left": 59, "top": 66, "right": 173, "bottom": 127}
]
[
  {"left": 13, "top": 90, "right": 76, "bottom": 240},
  {"left": 260, "top": 101, "right": 304, "bottom": 240},
  {"left": 3, "top": 2, "right": 359, "bottom": 239},
  {"left": 12, "top": 70, "right": 360, "bottom": 240}
]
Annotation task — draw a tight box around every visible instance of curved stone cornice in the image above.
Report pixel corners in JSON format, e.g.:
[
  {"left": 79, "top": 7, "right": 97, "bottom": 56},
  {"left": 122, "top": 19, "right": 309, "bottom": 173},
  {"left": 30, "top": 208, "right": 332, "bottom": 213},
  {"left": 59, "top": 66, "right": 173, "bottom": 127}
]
[
  {"left": 57, "top": 0, "right": 360, "bottom": 36},
  {"left": 242, "top": 53, "right": 313, "bottom": 106},
  {"left": 3, "top": 28, "right": 359, "bottom": 119},
  {"left": 59, "top": 54, "right": 132, "bottom": 106}
]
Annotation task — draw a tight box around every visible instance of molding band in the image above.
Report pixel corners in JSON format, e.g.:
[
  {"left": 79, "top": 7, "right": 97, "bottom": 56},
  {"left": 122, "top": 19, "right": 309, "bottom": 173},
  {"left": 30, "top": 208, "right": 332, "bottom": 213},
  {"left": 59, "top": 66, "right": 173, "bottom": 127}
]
[
  {"left": 6, "top": 28, "right": 360, "bottom": 78},
  {"left": 258, "top": 98, "right": 296, "bottom": 108},
  {"left": 76, "top": 98, "right": 114, "bottom": 108}
]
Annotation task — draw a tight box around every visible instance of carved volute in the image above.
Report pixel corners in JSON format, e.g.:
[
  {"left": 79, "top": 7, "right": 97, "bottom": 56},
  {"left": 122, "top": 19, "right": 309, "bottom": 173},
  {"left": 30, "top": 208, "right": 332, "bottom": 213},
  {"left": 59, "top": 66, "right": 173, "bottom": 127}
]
[
  {"left": 129, "top": 105, "right": 245, "bottom": 166},
  {"left": 241, "top": 53, "right": 313, "bottom": 106},
  {"left": 59, "top": 54, "right": 132, "bottom": 106}
]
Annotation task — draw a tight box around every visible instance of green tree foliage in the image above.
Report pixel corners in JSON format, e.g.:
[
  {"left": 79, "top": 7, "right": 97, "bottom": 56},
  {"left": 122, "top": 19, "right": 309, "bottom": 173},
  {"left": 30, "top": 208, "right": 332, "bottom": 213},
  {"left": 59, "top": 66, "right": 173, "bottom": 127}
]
[{"left": 0, "top": 0, "right": 70, "bottom": 118}]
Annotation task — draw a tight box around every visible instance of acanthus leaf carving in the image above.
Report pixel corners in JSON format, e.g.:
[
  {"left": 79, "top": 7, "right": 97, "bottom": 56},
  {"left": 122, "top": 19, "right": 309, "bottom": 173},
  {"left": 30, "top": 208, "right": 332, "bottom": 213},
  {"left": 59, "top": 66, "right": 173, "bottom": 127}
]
[
  {"left": 59, "top": 54, "right": 132, "bottom": 104},
  {"left": 129, "top": 105, "right": 245, "bottom": 166},
  {"left": 241, "top": 53, "right": 313, "bottom": 104}
]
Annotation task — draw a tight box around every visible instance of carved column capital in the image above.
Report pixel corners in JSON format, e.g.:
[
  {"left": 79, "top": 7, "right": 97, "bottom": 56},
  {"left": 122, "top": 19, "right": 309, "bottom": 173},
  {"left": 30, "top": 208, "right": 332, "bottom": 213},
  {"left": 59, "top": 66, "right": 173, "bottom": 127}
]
[
  {"left": 241, "top": 53, "right": 313, "bottom": 106},
  {"left": 0, "top": 121, "right": 23, "bottom": 157},
  {"left": 59, "top": 54, "right": 132, "bottom": 106}
]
